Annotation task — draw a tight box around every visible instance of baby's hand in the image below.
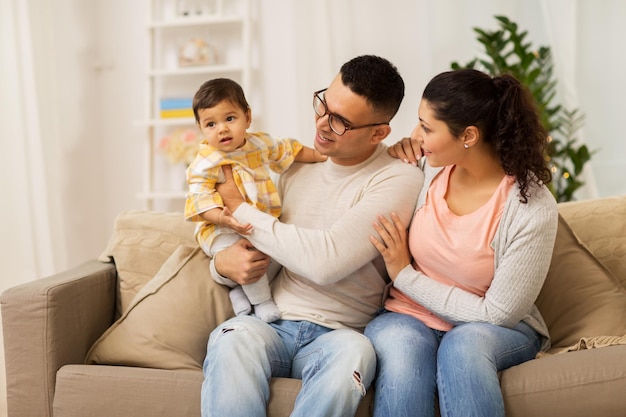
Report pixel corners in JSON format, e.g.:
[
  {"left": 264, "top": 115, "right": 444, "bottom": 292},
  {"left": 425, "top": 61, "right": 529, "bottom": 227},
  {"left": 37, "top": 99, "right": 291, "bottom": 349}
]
[
  {"left": 218, "top": 207, "right": 253, "bottom": 235},
  {"left": 313, "top": 149, "right": 328, "bottom": 162}
]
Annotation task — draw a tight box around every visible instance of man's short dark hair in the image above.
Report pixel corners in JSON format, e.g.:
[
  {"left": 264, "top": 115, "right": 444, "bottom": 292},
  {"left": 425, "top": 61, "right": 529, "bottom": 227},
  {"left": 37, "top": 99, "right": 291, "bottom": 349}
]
[{"left": 339, "top": 55, "right": 405, "bottom": 121}]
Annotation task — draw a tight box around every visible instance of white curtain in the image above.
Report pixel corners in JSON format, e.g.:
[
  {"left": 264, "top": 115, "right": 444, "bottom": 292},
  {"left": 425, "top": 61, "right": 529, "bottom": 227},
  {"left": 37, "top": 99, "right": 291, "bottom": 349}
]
[
  {"left": 0, "top": 0, "right": 56, "bottom": 289},
  {"left": 1, "top": 3, "right": 57, "bottom": 413}
]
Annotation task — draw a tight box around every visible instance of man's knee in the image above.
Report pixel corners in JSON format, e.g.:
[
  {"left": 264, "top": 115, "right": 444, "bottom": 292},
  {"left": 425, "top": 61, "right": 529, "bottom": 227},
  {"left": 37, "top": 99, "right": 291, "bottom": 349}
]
[
  {"left": 331, "top": 330, "right": 376, "bottom": 390},
  {"left": 208, "top": 315, "right": 267, "bottom": 349}
]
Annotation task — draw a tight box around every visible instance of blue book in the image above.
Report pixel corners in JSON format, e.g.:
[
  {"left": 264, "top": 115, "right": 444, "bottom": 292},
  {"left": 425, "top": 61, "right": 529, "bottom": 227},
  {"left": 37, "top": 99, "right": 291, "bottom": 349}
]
[{"left": 160, "top": 98, "right": 193, "bottom": 110}]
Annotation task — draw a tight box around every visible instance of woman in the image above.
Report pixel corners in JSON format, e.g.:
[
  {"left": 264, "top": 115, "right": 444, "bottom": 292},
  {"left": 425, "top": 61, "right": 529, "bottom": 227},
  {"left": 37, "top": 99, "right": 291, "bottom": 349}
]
[{"left": 364, "top": 69, "right": 558, "bottom": 417}]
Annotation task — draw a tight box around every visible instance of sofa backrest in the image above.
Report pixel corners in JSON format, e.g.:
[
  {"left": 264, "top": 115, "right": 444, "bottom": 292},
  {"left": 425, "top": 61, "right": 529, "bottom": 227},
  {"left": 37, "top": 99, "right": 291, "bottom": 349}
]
[{"left": 558, "top": 195, "right": 626, "bottom": 288}]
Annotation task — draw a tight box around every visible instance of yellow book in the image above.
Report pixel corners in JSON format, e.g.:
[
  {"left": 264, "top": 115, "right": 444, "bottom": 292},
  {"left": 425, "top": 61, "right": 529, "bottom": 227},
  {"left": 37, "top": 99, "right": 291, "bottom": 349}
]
[{"left": 160, "top": 108, "right": 194, "bottom": 118}]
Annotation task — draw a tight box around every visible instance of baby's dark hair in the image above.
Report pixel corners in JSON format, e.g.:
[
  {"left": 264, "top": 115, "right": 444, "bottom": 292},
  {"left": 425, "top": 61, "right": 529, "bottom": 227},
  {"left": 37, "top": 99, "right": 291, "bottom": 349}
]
[
  {"left": 423, "top": 69, "right": 552, "bottom": 202},
  {"left": 193, "top": 78, "right": 249, "bottom": 123},
  {"left": 340, "top": 55, "right": 405, "bottom": 121}
]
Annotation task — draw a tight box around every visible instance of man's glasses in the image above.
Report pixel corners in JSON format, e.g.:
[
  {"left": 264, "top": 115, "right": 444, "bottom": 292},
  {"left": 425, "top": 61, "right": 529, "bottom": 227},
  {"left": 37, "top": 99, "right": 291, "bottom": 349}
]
[{"left": 313, "top": 89, "right": 389, "bottom": 136}]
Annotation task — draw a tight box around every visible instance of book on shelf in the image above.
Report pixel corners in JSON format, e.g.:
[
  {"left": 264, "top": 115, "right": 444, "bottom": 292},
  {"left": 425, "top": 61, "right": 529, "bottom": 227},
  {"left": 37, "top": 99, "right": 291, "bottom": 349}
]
[
  {"left": 160, "top": 108, "right": 195, "bottom": 118},
  {"left": 160, "top": 97, "right": 193, "bottom": 110},
  {"left": 159, "top": 98, "right": 194, "bottom": 119}
]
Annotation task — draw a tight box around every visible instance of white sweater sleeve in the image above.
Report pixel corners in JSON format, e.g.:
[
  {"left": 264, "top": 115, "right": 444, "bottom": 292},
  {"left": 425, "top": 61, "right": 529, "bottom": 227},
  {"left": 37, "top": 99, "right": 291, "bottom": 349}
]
[
  {"left": 393, "top": 188, "right": 558, "bottom": 328},
  {"left": 232, "top": 161, "right": 423, "bottom": 285}
]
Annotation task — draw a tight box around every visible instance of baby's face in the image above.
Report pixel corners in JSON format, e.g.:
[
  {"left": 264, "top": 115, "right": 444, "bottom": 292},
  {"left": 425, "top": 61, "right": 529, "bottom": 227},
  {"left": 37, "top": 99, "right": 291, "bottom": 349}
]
[{"left": 197, "top": 100, "right": 251, "bottom": 152}]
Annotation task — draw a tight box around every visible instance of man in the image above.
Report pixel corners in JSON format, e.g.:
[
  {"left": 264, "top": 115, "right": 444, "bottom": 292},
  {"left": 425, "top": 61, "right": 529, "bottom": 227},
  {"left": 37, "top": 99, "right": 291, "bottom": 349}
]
[{"left": 201, "top": 55, "right": 424, "bottom": 417}]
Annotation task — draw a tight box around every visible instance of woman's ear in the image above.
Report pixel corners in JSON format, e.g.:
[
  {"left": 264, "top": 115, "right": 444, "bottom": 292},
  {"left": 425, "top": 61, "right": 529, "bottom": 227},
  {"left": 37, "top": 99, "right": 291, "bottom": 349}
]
[{"left": 462, "top": 126, "right": 480, "bottom": 148}]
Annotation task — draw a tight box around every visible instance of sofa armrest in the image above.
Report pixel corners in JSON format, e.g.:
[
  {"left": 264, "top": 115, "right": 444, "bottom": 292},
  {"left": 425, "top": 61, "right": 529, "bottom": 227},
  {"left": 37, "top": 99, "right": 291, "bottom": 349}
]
[{"left": 1, "top": 260, "right": 117, "bottom": 417}]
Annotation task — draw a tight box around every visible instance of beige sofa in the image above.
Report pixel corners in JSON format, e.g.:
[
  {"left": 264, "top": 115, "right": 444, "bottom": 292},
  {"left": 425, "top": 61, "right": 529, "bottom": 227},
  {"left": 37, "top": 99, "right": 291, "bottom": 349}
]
[{"left": 3, "top": 195, "right": 626, "bottom": 417}]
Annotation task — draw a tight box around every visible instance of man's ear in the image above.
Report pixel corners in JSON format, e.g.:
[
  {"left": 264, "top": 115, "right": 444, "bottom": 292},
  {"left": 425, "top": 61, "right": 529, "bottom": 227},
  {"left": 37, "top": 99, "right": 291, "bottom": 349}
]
[
  {"left": 369, "top": 124, "right": 392, "bottom": 145},
  {"left": 462, "top": 126, "right": 479, "bottom": 148}
]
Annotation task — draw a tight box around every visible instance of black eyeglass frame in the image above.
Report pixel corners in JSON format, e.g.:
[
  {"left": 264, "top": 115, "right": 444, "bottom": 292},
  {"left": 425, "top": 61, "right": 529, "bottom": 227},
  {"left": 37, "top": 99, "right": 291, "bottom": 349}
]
[{"left": 313, "top": 88, "right": 390, "bottom": 136}]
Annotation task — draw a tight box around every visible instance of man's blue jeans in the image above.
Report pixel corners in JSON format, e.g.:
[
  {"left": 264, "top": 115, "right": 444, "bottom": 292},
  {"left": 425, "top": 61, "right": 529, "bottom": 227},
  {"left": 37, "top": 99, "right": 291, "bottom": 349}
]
[
  {"left": 364, "top": 311, "right": 542, "bottom": 417},
  {"left": 201, "top": 315, "right": 375, "bottom": 417}
]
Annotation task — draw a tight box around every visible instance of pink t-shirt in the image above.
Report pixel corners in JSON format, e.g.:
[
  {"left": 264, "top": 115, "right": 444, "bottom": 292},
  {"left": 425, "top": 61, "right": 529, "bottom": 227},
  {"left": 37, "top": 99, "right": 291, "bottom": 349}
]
[{"left": 385, "top": 165, "right": 515, "bottom": 331}]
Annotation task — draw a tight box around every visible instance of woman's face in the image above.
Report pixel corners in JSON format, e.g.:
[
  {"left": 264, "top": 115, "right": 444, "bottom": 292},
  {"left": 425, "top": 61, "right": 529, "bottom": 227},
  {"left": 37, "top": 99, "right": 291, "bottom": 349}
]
[{"left": 413, "top": 99, "right": 463, "bottom": 167}]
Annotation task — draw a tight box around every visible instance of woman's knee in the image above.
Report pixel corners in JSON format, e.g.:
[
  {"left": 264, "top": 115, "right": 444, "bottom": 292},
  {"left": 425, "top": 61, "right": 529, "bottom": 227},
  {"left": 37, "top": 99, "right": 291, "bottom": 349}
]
[
  {"left": 438, "top": 323, "right": 498, "bottom": 365},
  {"left": 366, "top": 312, "right": 436, "bottom": 353}
]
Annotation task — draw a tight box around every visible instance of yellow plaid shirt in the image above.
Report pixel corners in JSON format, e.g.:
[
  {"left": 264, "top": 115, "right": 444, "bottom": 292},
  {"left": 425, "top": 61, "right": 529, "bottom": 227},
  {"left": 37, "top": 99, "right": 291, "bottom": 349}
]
[{"left": 185, "top": 131, "right": 303, "bottom": 246}]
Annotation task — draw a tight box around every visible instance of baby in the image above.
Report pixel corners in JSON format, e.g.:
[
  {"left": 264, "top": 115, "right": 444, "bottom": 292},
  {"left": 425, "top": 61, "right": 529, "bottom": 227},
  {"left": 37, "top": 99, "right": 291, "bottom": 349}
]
[{"left": 184, "top": 78, "right": 325, "bottom": 322}]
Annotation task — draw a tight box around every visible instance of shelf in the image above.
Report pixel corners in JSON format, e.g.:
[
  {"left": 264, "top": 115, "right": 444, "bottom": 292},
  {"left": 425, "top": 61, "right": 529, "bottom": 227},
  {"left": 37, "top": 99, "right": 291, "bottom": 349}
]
[
  {"left": 149, "top": 64, "right": 243, "bottom": 77},
  {"left": 138, "top": 191, "right": 186, "bottom": 200},
  {"left": 149, "top": 15, "right": 242, "bottom": 28}
]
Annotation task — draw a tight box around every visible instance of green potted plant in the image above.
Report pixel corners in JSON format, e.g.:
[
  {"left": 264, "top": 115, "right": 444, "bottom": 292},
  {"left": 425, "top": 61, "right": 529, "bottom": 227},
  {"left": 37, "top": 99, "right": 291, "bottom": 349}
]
[{"left": 451, "top": 15, "right": 594, "bottom": 202}]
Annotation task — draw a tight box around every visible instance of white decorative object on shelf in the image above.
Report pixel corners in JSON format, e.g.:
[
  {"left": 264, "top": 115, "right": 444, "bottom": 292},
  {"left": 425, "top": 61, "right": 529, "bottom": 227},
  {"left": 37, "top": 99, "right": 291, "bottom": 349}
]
[
  {"left": 178, "top": 38, "right": 218, "bottom": 67},
  {"left": 176, "top": 0, "right": 216, "bottom": 17}
]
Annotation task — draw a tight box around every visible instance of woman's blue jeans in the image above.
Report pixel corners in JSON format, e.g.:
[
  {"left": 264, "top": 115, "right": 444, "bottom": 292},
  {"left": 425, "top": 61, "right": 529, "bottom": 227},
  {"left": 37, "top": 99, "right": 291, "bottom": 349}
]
[
  {"left": 201, "top": 315, "right": 375, "bottom": 417},
  {"left": 364, "top": 311, "right": 542, "bottom": 417}
]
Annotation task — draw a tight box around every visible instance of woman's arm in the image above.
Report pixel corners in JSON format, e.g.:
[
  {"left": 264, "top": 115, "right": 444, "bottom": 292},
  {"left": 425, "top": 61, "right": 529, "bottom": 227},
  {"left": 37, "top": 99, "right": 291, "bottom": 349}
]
[{"left": 393, "top": 191, "right": 558, "bottom": 327}]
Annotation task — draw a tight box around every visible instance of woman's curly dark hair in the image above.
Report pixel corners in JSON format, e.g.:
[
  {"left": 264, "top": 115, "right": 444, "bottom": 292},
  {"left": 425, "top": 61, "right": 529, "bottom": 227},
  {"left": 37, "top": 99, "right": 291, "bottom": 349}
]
[{"left": 422, "top": 69, "right": 552, "bottom": 203}]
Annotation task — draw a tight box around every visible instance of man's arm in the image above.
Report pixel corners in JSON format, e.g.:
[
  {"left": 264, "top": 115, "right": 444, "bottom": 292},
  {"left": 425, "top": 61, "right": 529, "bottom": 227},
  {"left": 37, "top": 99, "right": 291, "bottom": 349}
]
[{"left": 218, "top": 161, "right": 423, "bottom": 285}]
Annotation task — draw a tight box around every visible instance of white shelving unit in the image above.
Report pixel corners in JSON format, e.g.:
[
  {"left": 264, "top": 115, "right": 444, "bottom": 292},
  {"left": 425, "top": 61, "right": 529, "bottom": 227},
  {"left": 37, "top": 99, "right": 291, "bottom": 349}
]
[{"left": 138, "top": 0, "right": 253, "bottom": 210}]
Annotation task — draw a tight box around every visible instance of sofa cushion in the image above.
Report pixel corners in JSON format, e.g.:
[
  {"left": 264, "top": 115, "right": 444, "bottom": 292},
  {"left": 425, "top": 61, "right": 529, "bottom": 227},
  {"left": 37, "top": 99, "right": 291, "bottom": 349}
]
[
  {"left": 54, "top": 365, "right": 373, "bottom": 417},
  {"left": 558, "top": 195, "right": 626, "bottom": 287},
  {"left": 536, "top": 214, "right": 626, "bottom": 350},
  {"left": 99, "top": 210, "right": 196, "bottom": 315},
  {"left": 500, "top": 345, "right": 626, "bottom": 417},
  {"left": 86, "top": 245, "right": 234, "bottom": 370},
  {"left": 54, "top": 365, "right": 203, "bottom": 417}
]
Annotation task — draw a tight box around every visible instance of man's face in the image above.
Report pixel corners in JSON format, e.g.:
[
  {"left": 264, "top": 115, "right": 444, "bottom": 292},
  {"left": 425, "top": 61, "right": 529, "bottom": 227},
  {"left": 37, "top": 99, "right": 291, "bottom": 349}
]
[{"left": 313, "top": 75, "right": 388, "bottom": 166}]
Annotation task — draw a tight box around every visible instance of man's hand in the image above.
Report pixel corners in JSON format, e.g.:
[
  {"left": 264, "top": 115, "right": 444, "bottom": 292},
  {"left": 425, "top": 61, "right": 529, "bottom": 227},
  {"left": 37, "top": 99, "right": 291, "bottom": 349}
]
[
  {"left": 216, "top": 165, "right": 245, "bottom": 211},
  {"left": 217, "top": 207, "right": 252, "bottom": 235},
  {"left": 215, "top": 238, "right": 270, "bottom": 285}
]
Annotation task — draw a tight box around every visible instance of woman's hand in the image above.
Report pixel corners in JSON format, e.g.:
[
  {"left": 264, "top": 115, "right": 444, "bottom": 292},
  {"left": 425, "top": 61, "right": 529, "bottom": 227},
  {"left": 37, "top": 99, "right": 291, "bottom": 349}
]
[
  {"left": 387, "top": 127, "right": 423, "bottom": 166},
  {"left": 216, "top": 165, "right": 245, "bottom": 211},
  {"left": 370, "top": 212, "right": 412, "bottom": 280},
  {"left": 214, "top": 238, "right": 270, "bottom": 285}
]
